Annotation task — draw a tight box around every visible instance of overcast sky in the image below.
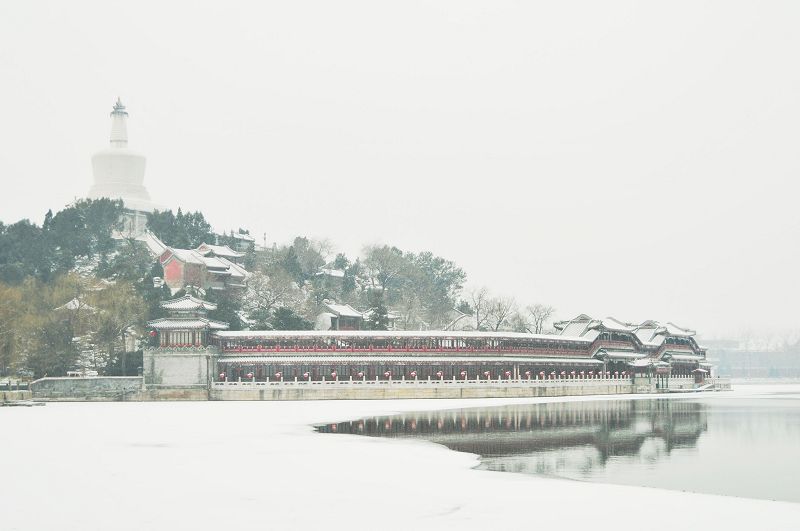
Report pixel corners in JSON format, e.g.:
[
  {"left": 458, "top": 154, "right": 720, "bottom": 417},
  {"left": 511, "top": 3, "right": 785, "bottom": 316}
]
[{"left": 1, "top": 1, "right": 798, "bottom": 340}]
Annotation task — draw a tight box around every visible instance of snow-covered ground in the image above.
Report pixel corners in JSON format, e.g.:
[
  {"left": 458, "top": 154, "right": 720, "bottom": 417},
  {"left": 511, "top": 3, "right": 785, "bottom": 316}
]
[{"left": 1, "top": 385, "right": 799, "bottom": 531}]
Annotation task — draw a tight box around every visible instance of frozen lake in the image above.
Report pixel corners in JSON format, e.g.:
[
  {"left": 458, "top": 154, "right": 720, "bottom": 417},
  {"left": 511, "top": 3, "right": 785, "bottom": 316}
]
[
  {"left": 318, "top": 391, "right": 800, "bottom": 503},
  {"left": 1, "top": 385, "right": 799, "bottom": 530}
]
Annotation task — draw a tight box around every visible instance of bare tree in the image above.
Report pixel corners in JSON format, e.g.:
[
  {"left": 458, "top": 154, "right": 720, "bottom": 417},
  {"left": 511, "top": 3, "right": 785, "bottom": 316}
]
[
  {"left": 242, "top": 270, "right": 302, "bottom": 325},
  {"left": 468, "top": 287, "right": 492, "bottom": 331},
  {"left": 396, "top": 291, "right": 424, "bottom": 330},
  {"left": 311, "top": 238, "right": 334, "bottom": 261},
  {"left": 508, "top": 311, "right": 531, "bottom": 333},
  {"left": 487, "top": 296, "right": 516, "bottom": 331},
  {"left": 526, "top": 304, "right": 555, "bottom": 334}
]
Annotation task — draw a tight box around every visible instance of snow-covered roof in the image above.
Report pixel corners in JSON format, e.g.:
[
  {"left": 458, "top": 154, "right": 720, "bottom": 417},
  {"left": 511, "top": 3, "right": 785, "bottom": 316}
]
[
  {"left": 217, "top": 355, "right": 602, "bottom": 365},
  {"left": 323, "top": 301, "right": 363, "bottom": 319},
  {"left": 553, "top": 314, "right": 592, "bottom": 331},
  {"left": 232, "top": 232, "right": 255, "bottom": 242},
  {"left": 160, "top": 295, "right": 217, "bottom": 312},
  {"left": 664, "top": 352, "right": 704, "bottom": 362},
  {"left": 137, "top": 230, "right": 168, "bottom": 256},
  {"left": 162, "top": 248, "right": 234, "bottom": 274},
  {"left": 196, "top": 243, "right": 245, "bottom": 259},
  {"left": 148, "top": 317, "right": 229, "bottom": 330},
  {"left": 165, "top": 248, "right": 206, "bottom": 266},
  {"left": 556, "top": 314, "right": 698, "bottom": 346},
  {"left": 598, "top": 349, "right": 647, "bottom": 360},
  {"left": 316, "top": 268, "right": 345, "bottom": 278},
  {"left": 557, "top": 320, "right": 591, "bottom": 337},
  {"left": 215, "top": 330, "right": 593, "bottom": 343},
  {"left": 663, "top": 322, "right": 696, "bottom": 337},
  {"left": 217, "top": 257, "right": 249, "bottom": 279},
  {"left": 201, "top": 256, "right": 231, "bottom": 271},
  {"left": 553, "top": 314, "right": 593, "bottom": 336},
  {"left": 54, "top": 298, "right": 96, "bottom": 312},
  {"left": 634, "top": 328, "right": 659, "bottom": 345},
  {"left": 594, "top": 317, "right": 636, "bottom": 333},
  {"left": 362, "top": 308, "right": 401, "bottom": 320}
]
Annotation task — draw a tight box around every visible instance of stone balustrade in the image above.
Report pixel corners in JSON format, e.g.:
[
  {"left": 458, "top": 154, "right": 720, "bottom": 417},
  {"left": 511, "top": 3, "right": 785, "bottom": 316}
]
[{"left": 213, "top": 374, "right": 633, "bottom": 389}]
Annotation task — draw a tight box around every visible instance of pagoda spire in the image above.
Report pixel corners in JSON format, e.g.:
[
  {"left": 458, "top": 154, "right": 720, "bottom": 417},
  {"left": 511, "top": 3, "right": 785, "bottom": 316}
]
[{"left": 109, "top": 97, "right": 129, "bottom": 147}]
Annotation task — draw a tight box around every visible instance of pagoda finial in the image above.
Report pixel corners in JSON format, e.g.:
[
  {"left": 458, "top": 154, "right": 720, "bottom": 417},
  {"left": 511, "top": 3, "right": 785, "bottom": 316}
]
[
  {"left": 109, "top": 97, "right": 129, "bottom": 146},
  {"left": 111, "top": 97, "right": 128, "bottom": 116}
]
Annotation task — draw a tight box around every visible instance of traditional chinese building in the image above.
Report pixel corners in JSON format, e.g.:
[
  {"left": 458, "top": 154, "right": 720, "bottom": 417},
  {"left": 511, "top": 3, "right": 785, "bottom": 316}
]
[
  {"left": 314, "top": 299, "right": 365, "bottom": 331},
  {"left": 159, "top": 247, "right": 249, "bottom": 294},
  {"left": 553, "top": 314, "right": 710, "bottom": 385},
  {"left": 143, "top": 295, "right": 716, "bottom": 395},
  {"left": 196, "top": 243, "right": 246, "bottom": 264},
  {"left": 144, "top": 295, "right": 228, "bottom": 388}
]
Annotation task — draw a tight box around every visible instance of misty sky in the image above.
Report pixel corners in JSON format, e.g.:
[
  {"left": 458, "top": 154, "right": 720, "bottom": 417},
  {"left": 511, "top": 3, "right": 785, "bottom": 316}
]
[{"left": 0, "top": 1, "right": 798, "bottom": 340}]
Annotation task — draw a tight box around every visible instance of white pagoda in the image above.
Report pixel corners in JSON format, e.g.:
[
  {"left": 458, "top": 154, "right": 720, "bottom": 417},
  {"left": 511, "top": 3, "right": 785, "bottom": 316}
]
[{"left": 87, "top": 98, "right": 158, "bottom": 235}]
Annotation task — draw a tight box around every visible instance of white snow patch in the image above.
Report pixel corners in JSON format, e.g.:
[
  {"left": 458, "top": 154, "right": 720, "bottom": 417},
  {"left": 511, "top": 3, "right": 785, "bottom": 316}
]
[{"left": 0, "top": 386, "right": 798, "bottom": 531}]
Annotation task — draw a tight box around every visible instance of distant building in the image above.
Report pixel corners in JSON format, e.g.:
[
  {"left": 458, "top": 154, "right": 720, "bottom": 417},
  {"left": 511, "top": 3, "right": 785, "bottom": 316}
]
[
  {"left": 362, "top": 308, "right": 402, "bottom": 330},
  {"left": 700, "top": 340, "right": 800, "bottom": 378},
  {"left": 314, "top": 300, "right": 364, "bottom": 331},
  {"left": 554, "top": 314, "right": 708, "bottom": 379},
  {"left": 159, "top": 247, "right": 249, "bottom": 294},
  {"left": 144, "top": 295, "right": 718, "bottom": 394},
  {"left": 196, "top": 243, "right": 246, "bottom": 264},
  {"left": 87, "top": 99, "right": 160, "bottom": 236},
  {"left": 229, "top": 231, "right": 256, "bottom": 253},
  {"left": 145, "top": 295, "right": 229, "bottom": 387},
  {"left": 314, "top": 268, "right": 346, "bottom": 283}
]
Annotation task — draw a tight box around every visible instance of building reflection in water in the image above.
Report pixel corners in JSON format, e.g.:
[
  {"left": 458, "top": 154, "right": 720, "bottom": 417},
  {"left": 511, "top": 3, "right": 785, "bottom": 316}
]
[{"left": 317, "top": 400, "right": 708, "bottom": 477}]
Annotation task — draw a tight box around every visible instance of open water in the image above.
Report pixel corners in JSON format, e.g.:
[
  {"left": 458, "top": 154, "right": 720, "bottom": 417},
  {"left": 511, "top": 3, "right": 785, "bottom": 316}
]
[{"left": 318, "top": 390, "right": 800, "bottom": 503}]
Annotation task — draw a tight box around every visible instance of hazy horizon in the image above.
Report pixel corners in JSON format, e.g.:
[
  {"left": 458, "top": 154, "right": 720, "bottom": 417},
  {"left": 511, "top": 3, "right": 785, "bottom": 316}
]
[{"left": 1, "top": 1, "right": 798, "bottom": 340}]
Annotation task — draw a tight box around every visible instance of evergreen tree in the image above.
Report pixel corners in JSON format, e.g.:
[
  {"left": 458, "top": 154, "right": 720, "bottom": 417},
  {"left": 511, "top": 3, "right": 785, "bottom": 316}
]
[
  {"left": 147, "top": 208, "right": 214, "bottom": 249},
  {"left": 280, "top": 246, "right": 304, "bottom": 284},
  {"left": 365, "top": 291, "right": 389, "bottom": 330},
  {"left": 206, "top": 288, "right": 245, "bottom": 331},
  {"left": 332, "top": 253, "right": 350, "bottom": 271},
  {"left": 0, "top": 219, "right": 47, "bottom": 283},
  {"left": 269, "top": 307, "right": 313, "bottom": 331},
  {"left": 25, "top": 318, "right": 77, "bottom": 378}
]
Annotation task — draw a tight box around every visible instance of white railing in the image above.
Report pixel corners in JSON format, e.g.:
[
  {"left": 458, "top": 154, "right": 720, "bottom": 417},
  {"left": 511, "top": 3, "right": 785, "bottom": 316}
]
[{"left": 212, "top": 375, "right": 635, "bottom": 389}]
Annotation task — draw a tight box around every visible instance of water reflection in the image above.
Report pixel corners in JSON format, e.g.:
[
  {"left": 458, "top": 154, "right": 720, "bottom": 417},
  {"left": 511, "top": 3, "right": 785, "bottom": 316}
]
[
  {"left": 318, "top": 396, "right": 800, "bottom": 503},
  {"left": 318, "top": 400, "right": 707, "bottom": 477}
]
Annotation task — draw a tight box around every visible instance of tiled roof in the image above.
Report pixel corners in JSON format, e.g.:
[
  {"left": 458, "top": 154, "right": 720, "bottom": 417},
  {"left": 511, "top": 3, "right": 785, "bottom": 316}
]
[
  {"left": 323, "top": 301, "right": 363, "bottom": 319},
  {"left": 217, "top": 257, "right": 249, "bottom": 279},
  {"left": 167, "top": 248, "right": 207, "bottom": 265},
  {"left": 148, "top": 317, "right": 229, "bottom": 330},
  {"left": 160, "top": 295, "right": 217, "bottom": 312},
  {"left": 215, "top": 330, "right": 592, "bottom": 343},
  {"left": 196, "top": 243, "right": 245, "bottom": 259},
  {"left": 217, "top": 355, "right": 602, "bottom": 365},
  {"left": 316, "top": 268, "right": 345, "bottom": 278},
  {"left": 556, "top": 314, "right": 698, "bottom": 344}
]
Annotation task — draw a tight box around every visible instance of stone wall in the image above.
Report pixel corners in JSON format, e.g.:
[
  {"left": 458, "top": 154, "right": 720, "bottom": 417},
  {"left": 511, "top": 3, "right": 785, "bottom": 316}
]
[
  {"left": 210, "top": 381, "right": 636, "bottom": 401},
  {"left": 143, "top": 348, "right": 211, "bottom": 388},
  {"left": 1, "top": 390, "right": 32, "bottom": 403},
  {"left": 30, "top": 377, "right": 143, "bottom": 401},
  {"left": 135, "top": 388, "right": 209, "bottom": 401}
]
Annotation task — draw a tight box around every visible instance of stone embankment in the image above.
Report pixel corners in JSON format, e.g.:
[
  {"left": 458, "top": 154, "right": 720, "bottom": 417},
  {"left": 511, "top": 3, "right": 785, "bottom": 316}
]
[
  {"left": 1, "top": 390, "right": 32, "bottom": 404},
  {"left": 211, "top": 379, "right": 636, "bottom": 401},
  {"left": 30, "top": 377, "right": 143, "bottom": 401},
  {"left": 28, "top": 376, "right": 731, "bottom": 401}
]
